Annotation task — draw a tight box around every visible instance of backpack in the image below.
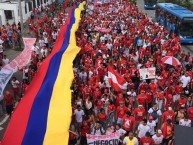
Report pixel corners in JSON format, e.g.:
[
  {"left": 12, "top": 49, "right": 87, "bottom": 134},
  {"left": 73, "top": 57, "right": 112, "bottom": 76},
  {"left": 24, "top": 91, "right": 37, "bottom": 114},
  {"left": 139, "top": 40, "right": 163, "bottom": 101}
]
[
  {"left": 151, "top": 108, "right": 159, "bottom": 120},
  {"left": 94, "top": 126, "right": 104, "bottom": 135}
]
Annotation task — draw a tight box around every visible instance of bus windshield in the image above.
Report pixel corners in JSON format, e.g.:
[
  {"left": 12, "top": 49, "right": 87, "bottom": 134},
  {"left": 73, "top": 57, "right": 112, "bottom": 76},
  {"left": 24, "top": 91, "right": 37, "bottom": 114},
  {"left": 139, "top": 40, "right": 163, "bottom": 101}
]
[
  {"left": 144, "top": 0, "right": 157, "bottom": 6},
  {"left": 179, "top": 21, "right": 193, "bottom": 37}
]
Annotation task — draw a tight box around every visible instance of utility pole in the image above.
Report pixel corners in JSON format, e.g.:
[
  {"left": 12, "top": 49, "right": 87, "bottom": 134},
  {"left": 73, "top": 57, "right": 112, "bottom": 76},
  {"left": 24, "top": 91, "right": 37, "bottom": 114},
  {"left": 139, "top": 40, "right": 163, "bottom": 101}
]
[{"left": 18, "top": 0, "right": 24, "bottom": 35}]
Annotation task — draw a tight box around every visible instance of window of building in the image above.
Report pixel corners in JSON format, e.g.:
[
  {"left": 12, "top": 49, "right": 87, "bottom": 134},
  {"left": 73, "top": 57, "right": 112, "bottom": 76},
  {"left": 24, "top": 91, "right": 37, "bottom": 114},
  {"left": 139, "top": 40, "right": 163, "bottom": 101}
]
[
  {"left": 28, "top": 2, "right": 32, "bottom": 12},
  {"left": 33, "top": 0, "right": 36, "bottom": 8},
  {"left": 4, "top": 10, "right": 13, "bottom": 20},
  {"left": 25, "top": 3, "right": 27, "bottom": 14}
]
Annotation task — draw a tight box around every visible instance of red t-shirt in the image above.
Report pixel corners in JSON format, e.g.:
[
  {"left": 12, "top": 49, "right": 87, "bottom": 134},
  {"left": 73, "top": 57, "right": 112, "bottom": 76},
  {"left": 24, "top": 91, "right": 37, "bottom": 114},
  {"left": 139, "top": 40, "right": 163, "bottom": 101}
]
[
  {"left": 136, "top": 94, "right": 147, "bottom": 106},
  {"left": 134, "top": 108, "right": 145, "bottom": 122},
  {"left": 81, "top": 121, "right": 90, "bottom": 136},
  {"left": 116, "top": 106, "right": 128, "bottom": 119},
  {"left": 188, "top": 107, "right": 193, "bottom": 120},
  {"left": 149, "top": 83, "right": 156, "bottom": 92},
  {"left": 116, "top": 96, "right": 125, "bottom": 107},
  {"left": 177, "top": 98, "right": 187, "bottom": 110},
  {"left": 162, "top": 111, "right": 175, "bottom": 123},
  {"left": 140, "top": 137, "right": 154, "bottom": 145},
  {"left": 108, "top": 104, "right": 115, "bottom": 113},
  {"left": 97, "top": 113, "right": 106, "bottom": 122},
  {"left": 122, "top": 115, "right": 135, "bottom": 131},
  {"left": 146, "top": 92, "right": 153, "bottom": 104},
  {"left": 4, "top": 94, "right": 13, "bottom": 106}
]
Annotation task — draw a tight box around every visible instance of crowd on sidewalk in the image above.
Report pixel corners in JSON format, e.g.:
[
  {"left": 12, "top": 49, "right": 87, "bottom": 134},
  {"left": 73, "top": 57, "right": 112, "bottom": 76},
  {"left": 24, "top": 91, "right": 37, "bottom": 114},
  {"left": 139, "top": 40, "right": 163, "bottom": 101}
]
[
  {"left": 2, "top": 1, "right": 76, "bottom": 116},
  {"left": 1, "top": 0, "right": 193, "bottom": 145}
]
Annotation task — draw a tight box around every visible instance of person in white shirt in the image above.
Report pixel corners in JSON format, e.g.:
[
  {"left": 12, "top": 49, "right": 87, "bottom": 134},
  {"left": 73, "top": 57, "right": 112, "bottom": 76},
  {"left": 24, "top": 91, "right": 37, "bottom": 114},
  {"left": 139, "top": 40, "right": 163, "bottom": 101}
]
[
  {"left": 85, "top": 98, "right": 92, "bottom": 111},
  {"left": 115, "top": 124, "right": 126, "bottom": 136},
  {"left": 91, "top": 122, "right": 105, "bottom": 135},
  {"left": 74, "top": 105, "right": 84, "bottom": 123},
  {"left": 152, "top": 130, "right": 163, "bottom": 145},
  {"left": 79, "top": 71, "right": 87, "bottom": 82},
  {"left": 40, "top": 47, "right": 48, "bottom": 58},
  {"left": 179, "top": 115, "right": 191, "bottom": 127},
  {"left": 11, "top": 77, "right": 20, "bottom": 100},
  {"left": 32, "top": 44, "right": 39, "bottom": 55},
  {"left": 74, "top": 105, "right": 84, "bottom": 132},
  {"left": 52, "top": 30, "right": 58, "bottom": 42},
  {"left": 148, "top": 103, "right": 162, "bottom": 124},
  {"left": 0, "top": 45, "right": 3, "bottom": 55},
  {"left": 180, "top": 73, "right": 190, "bottom": 88},
  {"left": 0, "top": 38, "right": 3, "bottom": 46},
  {"left": 123, "top": 131, "right": 139, "bottom": 145},
  {"left": 137, "top": 119, "right": 150, "bottom": 139},
  {"left": 2, "top": 55, "right": 10, "bottom": 65},
  {"left": 147, "top": 116, "right": 156, "bottom": 136},
  {"left": 44, "top": 35, "right": 48, "bottom": 47},
  {"left": 23, "top": 66, "right": 29, "bottom": 80},
  {"left": 39, "top": 38, "right": 45, "bottom": 48}
]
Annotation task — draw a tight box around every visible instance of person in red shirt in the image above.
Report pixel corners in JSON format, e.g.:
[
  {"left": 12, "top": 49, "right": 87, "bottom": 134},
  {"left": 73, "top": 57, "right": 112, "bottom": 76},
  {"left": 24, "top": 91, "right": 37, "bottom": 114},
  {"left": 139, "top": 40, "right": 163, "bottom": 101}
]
[
  {"left": 21, "top": 79, "right": 28, "bottom": 96},
  {"left": 140, "top": 132, "right": 153, "bottom": 145},
  {"left": 4, "top": 91, "right": 13, "bottom": 115},
  {"left": 107, "top": 100, "right": 115, "bottom": 126},
  {"left": 162, "top": 107, "right": 175, "bottom": 123},
  {"left": 146, "top": 88, "right": 154, "bottom": 109},
  {"left": 175, "top": 94, "right": 187, "bottom": 110},
  {"left": 149, "top": 79, "right": 157, "bottom": 93},
  {"left": 97, "top": 108, "right": 106, "bottom": 128},
  {"left": 80, "top": 120, "right": 90, "bottom": 145},
  {"left": 187, "top": 99, "right": 193, "bottom": 127},
  {"left": 122, "top": 111, "right": 136, "bottom": 132},
  {"left": 114, "top": 93, "right": 125, "bottom": 107},
  {"left": 164, "top": 94, "right": 174, "bottom": 111},
  {"left": 116, "top": 101, "right": 128, "bottom": 124},
  {"left": 134, "top": 105, "right": 146, "bottom": 123},
  {"left": 136, "top": 90, "right": 147, "bottom": 109}
]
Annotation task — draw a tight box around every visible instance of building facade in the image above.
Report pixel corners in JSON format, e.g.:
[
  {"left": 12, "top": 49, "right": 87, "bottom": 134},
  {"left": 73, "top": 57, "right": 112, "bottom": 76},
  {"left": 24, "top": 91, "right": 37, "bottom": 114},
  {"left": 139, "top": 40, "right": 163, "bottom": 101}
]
[{"left": 0, "top": 0, "right": 55, "bottom": 25}]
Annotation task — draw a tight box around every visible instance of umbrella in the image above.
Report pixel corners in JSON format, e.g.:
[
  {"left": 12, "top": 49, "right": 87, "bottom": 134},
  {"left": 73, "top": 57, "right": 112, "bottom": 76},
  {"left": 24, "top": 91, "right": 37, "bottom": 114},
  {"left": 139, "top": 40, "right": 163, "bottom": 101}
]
[{"left": 161, "top": 56, "right": 181, "bottom": 66}]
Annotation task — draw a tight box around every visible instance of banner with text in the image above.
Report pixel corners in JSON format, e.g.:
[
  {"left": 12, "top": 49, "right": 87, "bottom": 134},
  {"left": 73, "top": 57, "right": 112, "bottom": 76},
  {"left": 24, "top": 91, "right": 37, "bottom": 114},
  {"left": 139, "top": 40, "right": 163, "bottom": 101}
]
[
  {"left": 0, "top": 38, "right": 36, "bottom": 98},
  {"left": 86, "top": 132, "right": 120, "bottom": 145},
  {"left": 139, "top": 67, "right": 156, "bottom": 80}
]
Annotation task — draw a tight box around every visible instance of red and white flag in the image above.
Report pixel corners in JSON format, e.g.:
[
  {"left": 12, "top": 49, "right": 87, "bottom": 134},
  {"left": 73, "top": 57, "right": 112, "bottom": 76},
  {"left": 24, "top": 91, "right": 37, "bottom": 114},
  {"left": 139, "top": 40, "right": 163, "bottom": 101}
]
[{"left": 108, "top": 65, "right": 127, "bottom": 92}]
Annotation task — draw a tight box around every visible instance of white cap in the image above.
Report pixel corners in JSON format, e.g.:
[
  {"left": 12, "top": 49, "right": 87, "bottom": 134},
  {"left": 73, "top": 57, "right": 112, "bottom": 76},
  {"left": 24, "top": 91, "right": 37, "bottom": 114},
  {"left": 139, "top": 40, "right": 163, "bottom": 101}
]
[{"left": 127, "top": 92, "right": 131, "bottom": 95}]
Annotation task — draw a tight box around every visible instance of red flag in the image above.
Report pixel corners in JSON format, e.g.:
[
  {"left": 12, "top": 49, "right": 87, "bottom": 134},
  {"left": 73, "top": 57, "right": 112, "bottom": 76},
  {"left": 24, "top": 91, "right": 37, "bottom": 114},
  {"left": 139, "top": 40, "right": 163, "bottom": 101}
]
[{"left": 108, "top": 65, "right": 127, "bottom": 92}]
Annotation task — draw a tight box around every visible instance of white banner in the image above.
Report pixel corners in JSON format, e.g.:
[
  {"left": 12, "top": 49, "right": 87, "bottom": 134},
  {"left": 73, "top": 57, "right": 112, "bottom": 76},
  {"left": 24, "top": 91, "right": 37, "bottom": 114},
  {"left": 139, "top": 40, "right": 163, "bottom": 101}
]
[
  {"left": 0, "top": 38, "right": 36, "bottom": 98},
  {"left": 139, "top": 67, "right": 156, "bottom": 80},
  {"left": 86, "top": 132, "right": 120, "bottom": 145}
]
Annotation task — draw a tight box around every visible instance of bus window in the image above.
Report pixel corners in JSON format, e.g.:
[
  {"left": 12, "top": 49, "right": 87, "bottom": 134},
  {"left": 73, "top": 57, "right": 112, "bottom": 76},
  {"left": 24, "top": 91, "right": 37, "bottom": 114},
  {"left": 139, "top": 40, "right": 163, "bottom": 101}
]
[{"left": 179, "top": 21, "right": 193, "bottom": 37}]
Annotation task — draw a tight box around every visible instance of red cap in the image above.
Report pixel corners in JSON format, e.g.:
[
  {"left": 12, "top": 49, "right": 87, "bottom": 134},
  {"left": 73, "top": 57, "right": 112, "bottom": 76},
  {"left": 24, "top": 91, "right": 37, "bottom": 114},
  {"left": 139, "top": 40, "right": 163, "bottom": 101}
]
[
  {"left": 149, "top": 116, "right": 153, "bottom": 120},
  {"left": 167, "top": 94, "right": 173, "bottom": 99},
  {"left": 141, "top": 90, "right": 145, "bottom": 93},
  {"left": 5, "top": 91, "right": 10, "bottom": 95}
]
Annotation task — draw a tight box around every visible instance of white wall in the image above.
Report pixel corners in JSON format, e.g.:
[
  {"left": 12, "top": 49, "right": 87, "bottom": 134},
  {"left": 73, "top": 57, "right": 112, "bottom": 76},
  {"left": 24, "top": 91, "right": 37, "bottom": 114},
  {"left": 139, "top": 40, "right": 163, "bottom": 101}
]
[{"left": 0, "top": 0, "right": 56, "bottom": 25}]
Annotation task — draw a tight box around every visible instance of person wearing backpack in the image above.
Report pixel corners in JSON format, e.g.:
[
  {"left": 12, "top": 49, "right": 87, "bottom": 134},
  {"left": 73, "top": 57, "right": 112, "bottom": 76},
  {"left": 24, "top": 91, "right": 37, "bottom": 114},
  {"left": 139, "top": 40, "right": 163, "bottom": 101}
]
[
  {"left": 91, "top": 122, "right": 105, "bottom": 135},
  {"left": 148, "top": 103, "right": 162, "bottom": 125}
]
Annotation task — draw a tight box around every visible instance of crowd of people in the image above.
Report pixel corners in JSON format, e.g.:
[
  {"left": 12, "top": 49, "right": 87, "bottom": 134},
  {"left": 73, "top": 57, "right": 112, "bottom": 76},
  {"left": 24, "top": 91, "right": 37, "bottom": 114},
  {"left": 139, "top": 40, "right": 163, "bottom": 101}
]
[
  {"left": 1, "top": 0, "right": 193, "bottom": 145},
  {"left": 69, "top": 0, "right": 193, "bottom": 145}
]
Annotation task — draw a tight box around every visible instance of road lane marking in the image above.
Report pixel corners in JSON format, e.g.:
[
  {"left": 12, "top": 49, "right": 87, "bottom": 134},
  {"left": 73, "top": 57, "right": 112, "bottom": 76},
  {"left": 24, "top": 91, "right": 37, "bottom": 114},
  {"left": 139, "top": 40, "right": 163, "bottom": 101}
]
[
  {"left": 0, "top": 127, "right": 4, "bottom": 131},
  {"left": 0, "top": 115, "right": 9, "bottom": 126}
]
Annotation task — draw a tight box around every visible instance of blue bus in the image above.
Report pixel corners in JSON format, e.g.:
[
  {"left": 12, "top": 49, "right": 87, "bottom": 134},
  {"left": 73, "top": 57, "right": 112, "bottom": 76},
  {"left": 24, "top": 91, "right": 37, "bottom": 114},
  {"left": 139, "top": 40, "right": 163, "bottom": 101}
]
[
  {"left": 144, "top": 0, "right": 157, "bottom": 10},
  {"left": 155, "top": 3, "right": 193, "bottom": 43}
]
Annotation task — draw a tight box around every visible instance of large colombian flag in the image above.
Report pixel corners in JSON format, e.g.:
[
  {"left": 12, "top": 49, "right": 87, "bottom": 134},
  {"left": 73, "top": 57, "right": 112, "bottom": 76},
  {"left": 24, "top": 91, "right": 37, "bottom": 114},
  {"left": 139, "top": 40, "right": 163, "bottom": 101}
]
[{"left": 0, "top": 2, "right": 86, "bottom": 145}]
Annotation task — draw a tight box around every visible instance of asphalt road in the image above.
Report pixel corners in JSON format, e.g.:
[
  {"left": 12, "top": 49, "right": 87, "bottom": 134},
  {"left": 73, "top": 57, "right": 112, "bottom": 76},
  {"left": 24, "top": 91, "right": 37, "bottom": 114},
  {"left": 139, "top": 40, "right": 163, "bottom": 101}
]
[{"left": 136, "top": 0, "right": 193, "bottom": 55}]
